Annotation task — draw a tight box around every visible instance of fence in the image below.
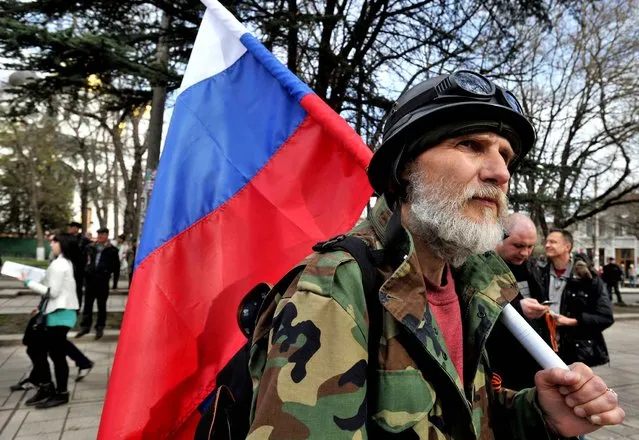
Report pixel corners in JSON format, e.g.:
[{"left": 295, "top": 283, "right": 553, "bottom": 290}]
[{"left": 0, "top": 237, "right": 51, "bottom": 259}]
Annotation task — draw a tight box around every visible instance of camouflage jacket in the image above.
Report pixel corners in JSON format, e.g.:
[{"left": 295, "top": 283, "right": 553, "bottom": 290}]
[{"left": 247, "top": 196, "right": 559, "bottom": 439}]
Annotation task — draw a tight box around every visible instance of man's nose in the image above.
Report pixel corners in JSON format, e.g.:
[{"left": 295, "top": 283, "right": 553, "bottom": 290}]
[{"left": 478, "top": 148, "right": 510, "bottom": 191}]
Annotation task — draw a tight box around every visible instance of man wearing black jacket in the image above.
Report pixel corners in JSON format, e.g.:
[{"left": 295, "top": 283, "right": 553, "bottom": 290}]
[
  {"left": 603, "top": 257, "right": 625, "bottom": 305},
  {"left": 66, "top": 221, "right": 92, "bottom": 307},
  {"left": 541, "top": 229, "right": 613, "bottom": 367},
  {"left": 76, "top": 227, "right": 120, "bottom": 340},
  {"left": 487, "top": 213, "right": 552, "bottom": 390}
]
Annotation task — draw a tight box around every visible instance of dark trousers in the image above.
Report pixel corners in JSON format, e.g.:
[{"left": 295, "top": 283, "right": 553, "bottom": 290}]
[
  {"left": 29, "top": 326, "right": 70, "bottom": 392},
  {"left": 26, "top": 332, "right": 48, "bottom": 385},
  {"left": 606, "top": 281, "right": 623, "bottom": 303},
  {"left": 74, "top": 272, "right": 85, "bottom": 308},
  {"left": 66, "top": 340, "right": 92, "bottom": 368},
  {"left": 26, "top": 334, "right": 92, "bottom": 384},
  {"left": 81, "top": 277, "right": 109, "bottom": 330}
]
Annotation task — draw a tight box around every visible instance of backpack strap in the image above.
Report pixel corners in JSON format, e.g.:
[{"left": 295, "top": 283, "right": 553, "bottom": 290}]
[{"left": 313, "top": 235, "right": 384, "bottom": 298}]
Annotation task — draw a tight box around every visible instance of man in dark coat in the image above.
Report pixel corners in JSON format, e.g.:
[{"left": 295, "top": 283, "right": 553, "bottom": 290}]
[
  {"left": 603, "top": 257, "right": 625, "bottom": 305},
  {"left": 76, "top": 227, "right": 120, "bottom": 340},
  {"left": 487, "top": 213, "right": 552, "bottom": 390},
  {"left": 541, "top": 229, "right": 613, "bottom": 367},
  {"left": 66, "top": 221, "right": 92, "bottom": 307}
]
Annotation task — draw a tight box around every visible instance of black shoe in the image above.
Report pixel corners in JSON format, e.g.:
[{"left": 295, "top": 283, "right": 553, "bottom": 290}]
[
  {"left": 25, "top": 383, "right": 54, "bottom": 406},
  {"left": 75, "top": 328, "right": 90, "bottom": 338},
  {"left": 76, "top": 361, "right": 95, "bottom": 382},
  {"left": 95, "top": 328, "right": 104, "bottom": 340},
  {"left": 36, "top": 392, "right": 69, "bottom": 409},
  {"left": 618, "top": 301, "right": 627, "bottom": 306},
  {"left": 10, "top": 378, "right": 35, "bottom": 392}
]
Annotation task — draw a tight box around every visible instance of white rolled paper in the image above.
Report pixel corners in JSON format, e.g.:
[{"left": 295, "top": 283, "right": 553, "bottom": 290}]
[{"left": 500, "top": 303, "right": 569, "bottom": 370}]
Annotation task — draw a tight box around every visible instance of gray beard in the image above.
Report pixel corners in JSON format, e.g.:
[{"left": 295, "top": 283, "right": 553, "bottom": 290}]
[{"left": 404, "top": 169, "right": 508, "bottom": 267}]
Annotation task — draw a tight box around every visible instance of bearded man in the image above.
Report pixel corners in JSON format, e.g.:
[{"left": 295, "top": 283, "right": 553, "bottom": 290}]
[{"left": 248, "top": 71, "right": 623, "bottom": 439}]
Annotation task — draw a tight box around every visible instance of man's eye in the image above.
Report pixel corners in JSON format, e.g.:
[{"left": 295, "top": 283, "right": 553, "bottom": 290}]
[
  {"left": 458, "top": 140, "right": 479, "bottom": 150},
  {"left": 501, "top": 150, "right": 514, "bottom": 165}
]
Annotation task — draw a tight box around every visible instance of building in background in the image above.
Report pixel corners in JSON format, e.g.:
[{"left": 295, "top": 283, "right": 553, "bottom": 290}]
[{"left": 571, "top": 203, "right": 639, "bottom": 279}]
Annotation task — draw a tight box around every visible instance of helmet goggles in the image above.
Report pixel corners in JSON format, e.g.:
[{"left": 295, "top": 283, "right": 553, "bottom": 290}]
[{"left": 384, "top": 70, "right": 524, "bottom": 134}]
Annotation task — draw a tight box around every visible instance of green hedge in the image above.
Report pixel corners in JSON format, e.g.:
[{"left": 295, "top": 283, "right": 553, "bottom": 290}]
[{"left": 0, "top": 238, "right": 51, "bottom": 259}]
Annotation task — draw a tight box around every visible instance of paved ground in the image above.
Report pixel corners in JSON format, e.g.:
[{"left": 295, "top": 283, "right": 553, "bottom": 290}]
[
  {"left": 587, "top": 320, "right": 639, "bottom": 440},
  {"left": 0, "top": 341, "right": 115, "bottom": 440},
  {"left": 0, "top": 321, "right": 636, "bottom": 439}
]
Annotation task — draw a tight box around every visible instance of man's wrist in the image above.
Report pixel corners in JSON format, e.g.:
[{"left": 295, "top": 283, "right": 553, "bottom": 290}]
[{"left": 533, "top": 388, "right": 565, "bottom": 439}]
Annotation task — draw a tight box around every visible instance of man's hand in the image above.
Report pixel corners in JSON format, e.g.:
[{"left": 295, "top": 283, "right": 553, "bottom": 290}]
[
  {"left": 551, "top": 312, "right": 578, "bottom": 326},
  {"left": 520, "top": 298, "right": 548, "bottom": 319},
  {"left": 536, "top": 363, "right": 624, "bottom": 437}
]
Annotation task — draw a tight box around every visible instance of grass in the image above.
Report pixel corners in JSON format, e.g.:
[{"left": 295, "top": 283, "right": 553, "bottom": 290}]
[
  {"left": 2, "top": 257, "right": 50, "bottom": 269},
  {"left": 0, "top": 312, "right": 124, "bottom": 335}
]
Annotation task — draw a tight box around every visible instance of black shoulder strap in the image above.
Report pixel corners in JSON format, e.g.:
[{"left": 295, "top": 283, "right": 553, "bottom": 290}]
[{"left": 313, "top": 235, "right": 384, "bottom": 297}]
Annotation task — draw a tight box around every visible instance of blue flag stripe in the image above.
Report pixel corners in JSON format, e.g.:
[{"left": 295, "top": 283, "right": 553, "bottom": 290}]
[{"left": 137, "top": 49, "right": 308, "bottom": 265}]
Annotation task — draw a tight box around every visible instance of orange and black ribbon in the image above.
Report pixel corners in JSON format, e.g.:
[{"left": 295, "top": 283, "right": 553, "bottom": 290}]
[
  {"left": 545, "top": 311, "right": 559, "bottom": 352},
  {"left": 491, "top": 372, "right": 503, "bottom": 392}
]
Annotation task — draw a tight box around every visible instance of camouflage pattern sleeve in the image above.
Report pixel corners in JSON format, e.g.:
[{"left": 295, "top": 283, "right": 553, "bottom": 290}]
[
  {"left": 493, "top": 386, "right": 563, "bottom": 440},
  {"left": 248, "top": 256, "right": 370, "bottom": 440}
]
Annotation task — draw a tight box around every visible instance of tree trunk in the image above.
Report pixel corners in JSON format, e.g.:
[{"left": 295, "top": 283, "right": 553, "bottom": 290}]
[
  {"left": 80, "top": 154, "right": 89, "bottom": 232},
  {"left": 145, "top": 12, "right": 170, "bottom": 173},
  {"left": 26, "top": 161, "right": 45, "bottom": 259},
  {"left": 533, "top": 203, "right": 549, "bottom": 238},
  {"left": 124, "top": 151, "right": 144, "bottom": 241},
  {"left": 94, "top": 199, "right": 105, "bottom": 227},
  {"left": 114, "top": 154, "right": 119, "bottom": 236},
  {"left": 287, "top": 0, "right": 298, "bottom": 74},
  {"left": 133, "top": 163, "right": 144, "bottom": 243}
]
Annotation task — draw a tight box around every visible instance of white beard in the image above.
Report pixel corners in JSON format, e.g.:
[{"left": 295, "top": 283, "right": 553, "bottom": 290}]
[{"left": 404, "top": 168, "right": 508, "bottom": 267}]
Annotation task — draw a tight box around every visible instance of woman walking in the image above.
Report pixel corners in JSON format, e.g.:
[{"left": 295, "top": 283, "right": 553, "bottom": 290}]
[{"left": 22, "top": 233, "right": 82, "bottom": 408}]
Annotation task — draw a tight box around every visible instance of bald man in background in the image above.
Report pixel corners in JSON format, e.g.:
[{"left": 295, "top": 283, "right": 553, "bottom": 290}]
[{"left": 486, "top": 213, "right": 552, "bottom": 391}]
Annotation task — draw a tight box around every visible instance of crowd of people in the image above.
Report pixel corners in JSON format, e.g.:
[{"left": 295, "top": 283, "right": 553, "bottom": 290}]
[
  {"left": 489, "top": 217, "right": 614, "bottom": 388},
  {"left": 10, "top": 222, "right": 131, "bottom": 409}
]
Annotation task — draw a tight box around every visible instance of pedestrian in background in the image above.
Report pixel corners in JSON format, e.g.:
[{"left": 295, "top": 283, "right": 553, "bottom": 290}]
[
  {"left": 603, "top": 257, "right": 625, "bottom": 305},
  {"left": 488, "top": 213, "right": 552, "bottom": 391},
  {"left": 76, "top": 227, "right": 120, "bottom": 340},
  {"left": 116, "top": 234, "right": 130, "bottom": 288},
  {"left": 541, "top": 231, "right": 613, "bottom": 368},
  {"left": 66, "top": 221, "right": 91, "bottom": 307},
  {"left": 21, "top": 233, "right": 81, "bottom": 408}
]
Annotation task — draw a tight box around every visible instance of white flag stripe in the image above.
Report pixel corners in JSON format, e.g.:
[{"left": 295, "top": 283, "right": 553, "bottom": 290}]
[{"left": 178, "top": 0, "right": 249, "bottom": 96}]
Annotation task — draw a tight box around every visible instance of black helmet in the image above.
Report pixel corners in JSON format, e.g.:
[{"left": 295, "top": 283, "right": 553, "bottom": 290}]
[{"left": 368, "top": 70, "right": 536, "bottom": 195}]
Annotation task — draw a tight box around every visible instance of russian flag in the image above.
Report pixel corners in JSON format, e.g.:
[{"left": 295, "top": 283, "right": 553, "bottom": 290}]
[{"left": 98, "top": 1, "right": 372, "bottom": 438}]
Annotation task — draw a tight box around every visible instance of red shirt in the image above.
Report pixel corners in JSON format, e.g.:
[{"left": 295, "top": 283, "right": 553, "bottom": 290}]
[{"left": 424, "top": 267, "right": 464, "bottom": 385}]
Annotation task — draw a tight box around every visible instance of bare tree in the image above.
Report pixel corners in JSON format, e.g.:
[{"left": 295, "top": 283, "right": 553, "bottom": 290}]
[
  {"left": 509, "top": 0, "right": 639, "bottom": 235},
  {"left": 0, "top": 118, "right": 74, "bottom": 256},
  {"left": 60, "top": 106, "right": 104, "bottom": 232},
  {"left": 62, "top": 94, "right": 149, "bottom": 241},
  {"left": 230, "top": 0, "right": 559, "bottom": 144}
]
